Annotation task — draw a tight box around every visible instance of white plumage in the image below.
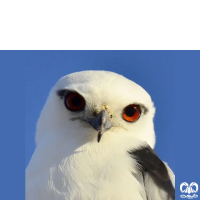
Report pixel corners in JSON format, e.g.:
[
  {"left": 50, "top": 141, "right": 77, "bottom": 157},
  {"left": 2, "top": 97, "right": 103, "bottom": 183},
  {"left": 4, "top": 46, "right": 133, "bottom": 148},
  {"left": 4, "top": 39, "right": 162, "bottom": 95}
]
[{"left": 26, "top": 71, "right": 175, "bottom": 200}]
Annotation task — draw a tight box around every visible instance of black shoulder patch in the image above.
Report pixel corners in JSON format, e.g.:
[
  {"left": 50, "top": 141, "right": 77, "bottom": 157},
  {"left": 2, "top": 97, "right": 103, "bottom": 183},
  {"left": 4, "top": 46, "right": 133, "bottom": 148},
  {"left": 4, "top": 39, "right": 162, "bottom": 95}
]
[{"left": 128, "top": 146, "right": 175, "bottom": 200}]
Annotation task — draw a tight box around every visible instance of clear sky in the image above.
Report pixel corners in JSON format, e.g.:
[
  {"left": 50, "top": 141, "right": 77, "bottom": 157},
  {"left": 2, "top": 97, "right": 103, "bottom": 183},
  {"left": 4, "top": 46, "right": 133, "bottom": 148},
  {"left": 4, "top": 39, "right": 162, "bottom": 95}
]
[
  {"left": 25, "top": 51, "right": 178, "bottom": 172},
  {"left": 0, "top": 51, "right": 200, "bottom": 200}
]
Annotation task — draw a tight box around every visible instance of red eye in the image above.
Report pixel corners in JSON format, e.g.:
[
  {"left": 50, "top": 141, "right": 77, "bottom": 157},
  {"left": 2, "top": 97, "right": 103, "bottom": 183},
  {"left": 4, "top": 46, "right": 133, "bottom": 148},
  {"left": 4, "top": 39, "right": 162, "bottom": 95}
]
[
  {"left": 123, "top": 104, "right": 141, "bottom": 122},
  {"left": 65, "top": 92, "right": 85, "bottom": 111}
]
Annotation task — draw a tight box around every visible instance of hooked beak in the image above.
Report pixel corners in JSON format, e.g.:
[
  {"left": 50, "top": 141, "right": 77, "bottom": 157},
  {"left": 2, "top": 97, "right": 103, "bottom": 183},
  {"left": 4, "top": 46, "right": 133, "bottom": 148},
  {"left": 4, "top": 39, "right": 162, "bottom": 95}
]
[{"left": 86, "top": 109, "right": 114, "bottom": 142}]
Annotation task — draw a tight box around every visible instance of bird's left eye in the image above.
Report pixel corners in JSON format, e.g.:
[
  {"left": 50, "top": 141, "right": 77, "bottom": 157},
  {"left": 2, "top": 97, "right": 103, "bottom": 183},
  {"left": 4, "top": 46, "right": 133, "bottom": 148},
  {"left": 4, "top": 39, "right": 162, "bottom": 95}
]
[
  {"left": 122, "top": 104, "right": 141, "bottom": 122},
  {"left": 64, "top": 92, "right": 85, "bottom": 111}
]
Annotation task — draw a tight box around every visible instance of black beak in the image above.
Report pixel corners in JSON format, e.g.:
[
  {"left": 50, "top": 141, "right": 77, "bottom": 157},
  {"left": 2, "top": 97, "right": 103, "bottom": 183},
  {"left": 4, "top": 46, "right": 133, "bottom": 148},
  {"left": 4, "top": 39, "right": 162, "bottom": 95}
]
[{"left": 86, "top": 110, "right": 114, "bottom": 142}]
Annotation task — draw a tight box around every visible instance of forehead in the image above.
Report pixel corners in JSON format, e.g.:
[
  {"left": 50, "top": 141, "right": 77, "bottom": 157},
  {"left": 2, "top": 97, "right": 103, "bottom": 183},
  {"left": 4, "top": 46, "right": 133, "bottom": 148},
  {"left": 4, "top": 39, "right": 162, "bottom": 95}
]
[{"left": 54, "top": 71, "right": 152, "bottom": 107}]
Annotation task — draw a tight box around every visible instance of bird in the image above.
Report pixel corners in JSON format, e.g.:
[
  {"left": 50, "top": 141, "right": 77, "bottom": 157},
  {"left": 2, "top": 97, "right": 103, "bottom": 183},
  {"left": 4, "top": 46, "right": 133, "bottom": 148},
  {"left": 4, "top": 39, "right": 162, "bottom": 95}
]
[{"left": 26, "top": 70, "right": 175, "bottom": 200}]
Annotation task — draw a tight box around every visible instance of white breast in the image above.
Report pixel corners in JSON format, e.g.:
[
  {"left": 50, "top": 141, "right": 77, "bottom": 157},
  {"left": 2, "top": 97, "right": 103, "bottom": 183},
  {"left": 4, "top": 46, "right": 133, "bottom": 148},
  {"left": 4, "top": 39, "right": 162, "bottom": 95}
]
[{"left": 26, "top": 132, "right": 146, "bottom": 200}]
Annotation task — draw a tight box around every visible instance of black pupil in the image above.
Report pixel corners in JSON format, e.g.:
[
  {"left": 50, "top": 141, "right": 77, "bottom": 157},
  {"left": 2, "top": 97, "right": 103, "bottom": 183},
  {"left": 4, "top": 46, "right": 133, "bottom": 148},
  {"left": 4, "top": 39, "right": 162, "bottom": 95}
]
[
  {"left": 125, "top": 106, "right": 135, "bottom": 117},
  {"left": 72, "top": 96, "right": 81, "bottom": 106}
]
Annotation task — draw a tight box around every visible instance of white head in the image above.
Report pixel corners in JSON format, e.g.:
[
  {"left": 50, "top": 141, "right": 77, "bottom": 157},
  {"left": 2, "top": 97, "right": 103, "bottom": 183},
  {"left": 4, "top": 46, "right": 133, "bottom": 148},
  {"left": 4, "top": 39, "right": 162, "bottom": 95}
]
[{"left": 36, "top": 71, "right": 156, "bottom": 149}]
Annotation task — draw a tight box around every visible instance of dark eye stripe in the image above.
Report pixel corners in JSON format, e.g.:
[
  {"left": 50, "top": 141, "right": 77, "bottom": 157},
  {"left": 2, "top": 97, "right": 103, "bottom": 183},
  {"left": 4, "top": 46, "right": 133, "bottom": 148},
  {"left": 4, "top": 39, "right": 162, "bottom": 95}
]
[{"left": 57, "top": 89, "right": 67, "bottom": 99}]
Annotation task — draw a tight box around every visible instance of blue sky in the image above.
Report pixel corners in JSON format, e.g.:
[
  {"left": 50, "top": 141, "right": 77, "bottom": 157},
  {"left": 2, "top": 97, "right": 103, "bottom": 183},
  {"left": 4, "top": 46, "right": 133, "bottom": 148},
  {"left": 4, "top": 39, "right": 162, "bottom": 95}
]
[{"left": 12, "top": 49, "right": 199, "bottom": 199}]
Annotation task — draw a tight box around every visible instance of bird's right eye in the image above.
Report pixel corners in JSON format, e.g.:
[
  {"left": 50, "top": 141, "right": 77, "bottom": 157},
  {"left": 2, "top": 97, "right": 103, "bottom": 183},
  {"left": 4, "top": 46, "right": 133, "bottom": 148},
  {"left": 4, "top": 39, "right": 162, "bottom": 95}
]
[{"left": 64, "top": 92, "right": 85, "bottom": 111}]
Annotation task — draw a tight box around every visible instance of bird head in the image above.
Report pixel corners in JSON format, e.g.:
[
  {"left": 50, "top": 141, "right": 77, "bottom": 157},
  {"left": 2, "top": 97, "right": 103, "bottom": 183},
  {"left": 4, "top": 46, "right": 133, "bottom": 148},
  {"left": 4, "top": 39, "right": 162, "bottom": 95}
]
[{"left": 36, "top": 71, "right": 156, "bottom": 148}]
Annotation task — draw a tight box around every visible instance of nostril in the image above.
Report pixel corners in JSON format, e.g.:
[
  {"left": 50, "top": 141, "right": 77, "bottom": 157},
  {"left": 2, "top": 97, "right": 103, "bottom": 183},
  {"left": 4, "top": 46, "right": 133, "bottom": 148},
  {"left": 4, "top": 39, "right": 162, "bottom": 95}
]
[{"left": 109, "top": 114, "right": 113, "bottom": 118}]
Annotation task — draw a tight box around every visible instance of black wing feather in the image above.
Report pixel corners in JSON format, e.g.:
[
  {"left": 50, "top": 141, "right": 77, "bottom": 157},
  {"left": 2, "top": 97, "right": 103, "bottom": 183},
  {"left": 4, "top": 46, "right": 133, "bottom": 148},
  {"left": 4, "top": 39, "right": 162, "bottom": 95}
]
[{"left": 128, "top": 145, "right": 175, "bottom": 200}]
